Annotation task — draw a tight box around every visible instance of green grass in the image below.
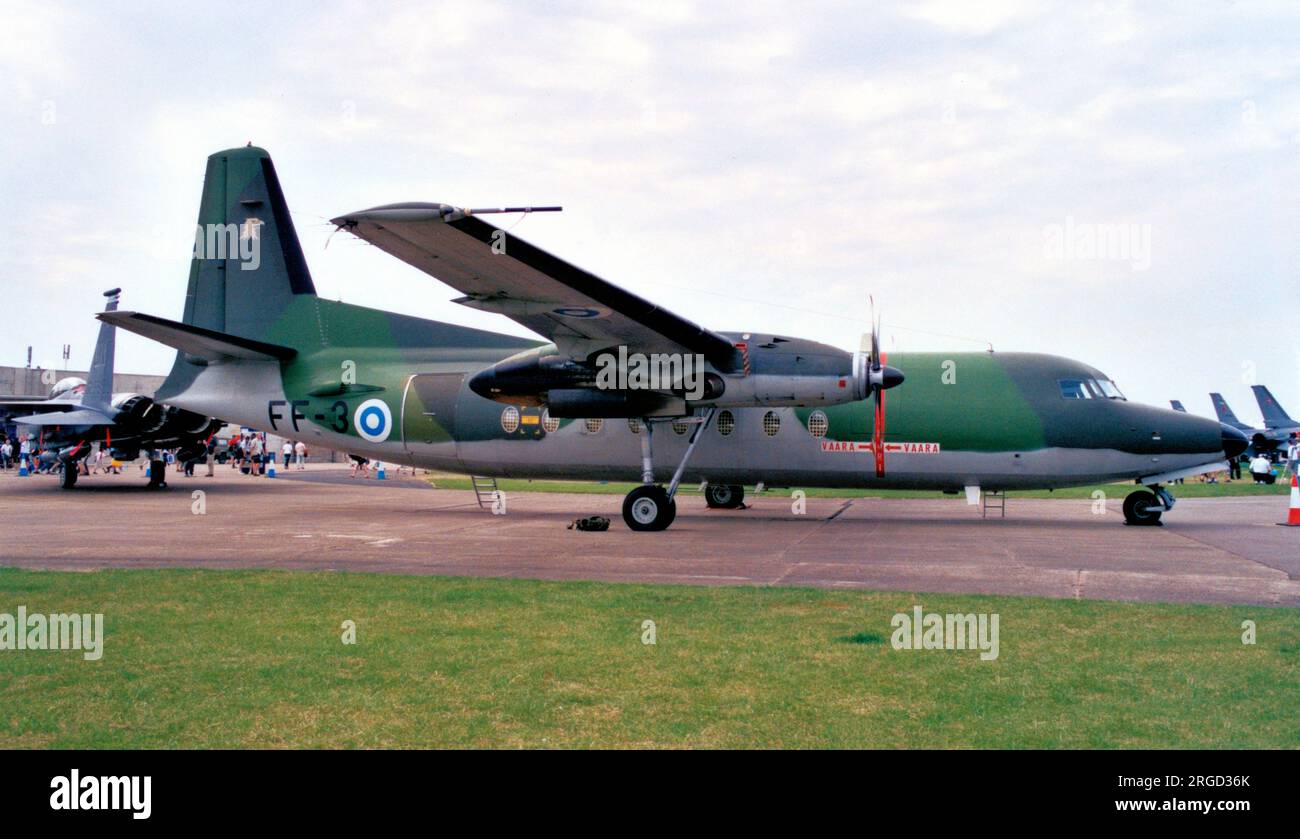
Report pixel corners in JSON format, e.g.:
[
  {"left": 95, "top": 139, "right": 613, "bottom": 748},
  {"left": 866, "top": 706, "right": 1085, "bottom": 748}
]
[
  {"left": 1, "top": 568, "right": 1295, "bottom": 748},
  {"left": 428, "top": 472, "right": 1293, "bottom": 499}
]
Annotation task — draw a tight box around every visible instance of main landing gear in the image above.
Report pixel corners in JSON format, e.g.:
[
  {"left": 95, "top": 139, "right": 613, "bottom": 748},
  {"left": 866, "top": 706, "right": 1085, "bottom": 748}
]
[
  {"left": 147, "top": 457, "right": 168, "bottom": 490},
  {"left": 704, "top": 483, "right": 745, "bottom": 509},
  {"left": 58, "top": 461, "right": 78, "bottom": 489},
  {"left": 622, "top": 408, "right": 716, "bottom": 532},
  {"left": 1122, "top": 486, "right": 1174, "bottom": 526}
]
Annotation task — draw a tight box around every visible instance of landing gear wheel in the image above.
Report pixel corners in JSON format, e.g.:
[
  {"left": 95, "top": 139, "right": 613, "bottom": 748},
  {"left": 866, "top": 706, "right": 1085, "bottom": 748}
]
[
  {"left": 705, "top": 484, "right": 745, "bottom": 509},
  {"left": 58, "top": 462, "right": 78, "bottom": 489},
  {"left": 1122, "top": 490, "right": 1163, "bottom": 526},
  {"left": 623, "top": 485, "right": 677, "bottom": 531},
  {"left": 148, "top": 458, "right": 167, "bottom": 489}
]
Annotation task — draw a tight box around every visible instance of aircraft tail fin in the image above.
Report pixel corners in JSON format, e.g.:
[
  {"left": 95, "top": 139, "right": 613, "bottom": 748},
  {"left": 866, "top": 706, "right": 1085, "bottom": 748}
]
[
  {"left": 161, "top": 146, "right": 317, "bottom": 397},
  {"left": 1209, "top": 393, "right": 1253, "bottom": 430},
  {"left": 1170, "top": 399, "right": 1187, "bottom": 412},
  {"left": 1251, "top": 385, "right": 1296, "bottom": 429},
  {"left": 80, "top": 288, "right": 121, "bottom": 410}
]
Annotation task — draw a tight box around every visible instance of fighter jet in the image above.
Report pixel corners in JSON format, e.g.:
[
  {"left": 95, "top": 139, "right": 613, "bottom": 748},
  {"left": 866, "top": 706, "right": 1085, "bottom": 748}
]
[
  {"left": 1251, "top": 385, "right": 1300, "bottom": 446},
  {"left": 1, "top": 289, "right": 223, "bottom": 488},
  {"left": 1209, "top": 391, "right": 1294, "bottom": 455},
  {"left": 103, "top": 147, "right": 1246, "bottom": 528}
]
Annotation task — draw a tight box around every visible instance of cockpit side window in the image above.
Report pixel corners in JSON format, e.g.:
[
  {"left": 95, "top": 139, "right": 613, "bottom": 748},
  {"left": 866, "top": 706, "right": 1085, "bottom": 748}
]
[{"left": 1059, "top": 379, "right": 1092, "bottom": 399}]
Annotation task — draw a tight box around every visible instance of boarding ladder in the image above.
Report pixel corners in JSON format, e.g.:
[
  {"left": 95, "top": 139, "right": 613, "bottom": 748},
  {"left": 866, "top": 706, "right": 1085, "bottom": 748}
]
[
  {"left": 981, "top": 490, "right": 1006, "bottom": 519},
  {"left": 470, "top": 475, "right": 500, "bottom": 509}
]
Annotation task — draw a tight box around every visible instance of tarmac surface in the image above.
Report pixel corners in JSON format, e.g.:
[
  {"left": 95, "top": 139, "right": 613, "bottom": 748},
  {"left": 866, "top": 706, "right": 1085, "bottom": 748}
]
[{"left": 1, "top": 464, "right": 1297, "bottom": 607}]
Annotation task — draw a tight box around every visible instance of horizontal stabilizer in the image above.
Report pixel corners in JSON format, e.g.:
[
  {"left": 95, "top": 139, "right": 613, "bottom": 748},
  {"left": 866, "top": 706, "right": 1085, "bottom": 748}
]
[
  {"left": 98, "top": 311, "right": 297, "bottom": 362},
  {"left": 11, "top": 408, "right": 112, "bottom": 427},
  {"left": 0, "top": 399, "right": 81, "bottom": 413}
]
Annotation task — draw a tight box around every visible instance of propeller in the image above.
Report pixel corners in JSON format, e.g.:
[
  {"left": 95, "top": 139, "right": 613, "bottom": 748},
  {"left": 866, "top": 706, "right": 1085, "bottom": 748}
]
[{"left": 856, "top": 296, "right": 905, "bottom": 477}]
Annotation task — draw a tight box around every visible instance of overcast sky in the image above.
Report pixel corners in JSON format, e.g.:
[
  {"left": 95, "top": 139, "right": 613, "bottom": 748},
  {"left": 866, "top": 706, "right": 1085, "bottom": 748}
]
[{"left": 2, "top": 0, "right": 1298, "bottom": 422}]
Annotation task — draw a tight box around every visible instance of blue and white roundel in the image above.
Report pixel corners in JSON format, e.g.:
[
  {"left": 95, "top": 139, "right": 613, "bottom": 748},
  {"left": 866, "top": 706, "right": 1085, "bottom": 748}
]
[{"left": 354, "top": 398, "right": 392, "bottom": 443}]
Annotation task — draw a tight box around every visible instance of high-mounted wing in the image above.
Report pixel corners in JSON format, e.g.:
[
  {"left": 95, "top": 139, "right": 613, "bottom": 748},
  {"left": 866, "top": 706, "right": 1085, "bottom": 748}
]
[{"left": 331, "top": 203, "right": 739, "bottom": 370}]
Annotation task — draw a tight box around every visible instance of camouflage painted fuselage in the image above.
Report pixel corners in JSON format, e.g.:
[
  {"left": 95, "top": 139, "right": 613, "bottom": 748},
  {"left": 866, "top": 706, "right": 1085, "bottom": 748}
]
[{"left": 158, "top": 295, "right": 1228, "bottom": 491}]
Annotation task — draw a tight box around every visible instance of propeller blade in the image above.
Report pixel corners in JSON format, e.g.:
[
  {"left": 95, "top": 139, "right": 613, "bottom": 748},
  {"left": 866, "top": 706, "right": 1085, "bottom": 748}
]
[{"left": 874, "top": 388, "right": 886, "bottom": 478}]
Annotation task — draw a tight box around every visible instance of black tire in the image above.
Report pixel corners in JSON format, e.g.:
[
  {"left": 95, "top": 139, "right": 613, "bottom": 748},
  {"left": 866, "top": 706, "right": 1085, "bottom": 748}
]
[
  {"left": 623, "top": 485, "right": 677, "bottom": 531},
  {"left": 1122, "top": 490, "right": 1162, "bottom": 526},
  {"left": 58, "top": 462, "right": 78, "bottom": 489},
  {"left": 148, "top": 458, "right": 167, "bottom": 489},
  {"left": 705, "top": 483, "right": 745, "bottom": 509}
]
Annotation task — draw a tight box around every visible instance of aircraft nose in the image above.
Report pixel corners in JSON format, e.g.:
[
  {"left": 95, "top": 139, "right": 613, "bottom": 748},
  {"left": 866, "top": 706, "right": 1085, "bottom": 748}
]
[{"left": 1220, "top": 423, "right": 1248, "bottom": 459}]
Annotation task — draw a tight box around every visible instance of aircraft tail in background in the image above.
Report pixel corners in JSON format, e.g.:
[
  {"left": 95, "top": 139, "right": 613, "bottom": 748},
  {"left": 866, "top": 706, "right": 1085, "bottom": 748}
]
[
  {"left": 1251, "top": 385, "right": 1297, "bottom": 430},
  {"left": 80, "top": 288, "right": 122, "bottom": 411},
  {"left": 1170, "top": 400, "right": 1187, "bottom": 412},
  {"left": 1209, "top": 393, "right": 1253, "bottom": 431}
]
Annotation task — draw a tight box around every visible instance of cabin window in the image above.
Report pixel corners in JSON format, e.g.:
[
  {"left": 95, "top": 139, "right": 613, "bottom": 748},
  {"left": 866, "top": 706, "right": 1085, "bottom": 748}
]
[
  {"left": 501, "top": 406, "right": 521, "bottom": 433},
  {"left": 541, "top": 409, "right": 560, "bottom": 433},
  {"left": 807, "top": 410, "right": 829, "bottom": 438},
  {"left": 584, "top": 418, "right": 604, "bottom": 434},
  {"left": 627, "top": 418, "right": 642, "bottom": 434},
  {"left": 716, "top": 410, "right": 735, "bottom": 436},
  {"left": 672, "top": 419, "right": 690, "bottom": 435},
  {"left": 1058, "top": 379, "right": 1092, "bottom": 400},
  {"left": 762, "top": 411, "right": 781, "bottom": 437}
]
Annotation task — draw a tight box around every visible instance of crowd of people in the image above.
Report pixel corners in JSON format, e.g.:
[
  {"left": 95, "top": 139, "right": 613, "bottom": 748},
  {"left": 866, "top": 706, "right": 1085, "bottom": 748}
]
[{"left": 0, "top": 429, "right": 317, "bottom": 478}]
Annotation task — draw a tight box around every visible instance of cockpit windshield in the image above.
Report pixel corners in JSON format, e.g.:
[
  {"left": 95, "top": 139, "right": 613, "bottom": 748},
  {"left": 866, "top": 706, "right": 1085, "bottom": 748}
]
[{"left": 1092, "top": 378, "right": 1125, "bottom": 400}]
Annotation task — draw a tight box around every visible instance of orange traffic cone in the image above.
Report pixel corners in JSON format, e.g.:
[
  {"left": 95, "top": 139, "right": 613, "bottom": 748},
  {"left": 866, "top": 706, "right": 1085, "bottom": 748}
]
[{"left": 1279, "top": 475, "right": 1300, "bottom": 527}]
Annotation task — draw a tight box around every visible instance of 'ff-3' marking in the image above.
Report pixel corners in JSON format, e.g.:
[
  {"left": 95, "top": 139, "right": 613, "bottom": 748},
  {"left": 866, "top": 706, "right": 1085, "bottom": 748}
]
[{"left": 267, "top": 399, "right": 310, "bottom": 433}]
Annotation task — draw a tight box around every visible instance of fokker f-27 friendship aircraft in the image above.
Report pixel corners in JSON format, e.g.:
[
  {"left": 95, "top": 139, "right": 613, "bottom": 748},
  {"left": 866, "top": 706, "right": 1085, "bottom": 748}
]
[{"left": 103, "top": 147, "right": 1246, "bottom": 529}]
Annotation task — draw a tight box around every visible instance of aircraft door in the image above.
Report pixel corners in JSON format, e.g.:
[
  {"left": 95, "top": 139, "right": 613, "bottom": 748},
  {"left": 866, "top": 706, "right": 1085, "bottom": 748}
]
[{"left": 401, "top": 373, "right": 464, "bottom": 455}]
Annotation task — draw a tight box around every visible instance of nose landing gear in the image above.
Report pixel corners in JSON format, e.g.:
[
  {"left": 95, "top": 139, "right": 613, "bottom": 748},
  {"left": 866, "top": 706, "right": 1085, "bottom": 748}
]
[{"left": 1123, "top": 486, "right": 1174, "bottom": 526}]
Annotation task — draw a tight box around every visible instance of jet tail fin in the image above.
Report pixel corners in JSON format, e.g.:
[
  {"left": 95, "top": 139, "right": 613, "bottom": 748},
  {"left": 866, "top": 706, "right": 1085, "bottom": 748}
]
[
  {"left": 98, "top": 311, "right": 297, "bottom": 363},
  {"left": 80, "top": 288, "right": 121, "bottom": 410},
  {"left": 1209, "top": 393, "right": 1253, "bottom": 430},
  {"left": 1251, "top": 385, "right": 1296, "bottom": 429},
  {"left": 1170, "top": 400, "right": 1187, "bottom": 412}
]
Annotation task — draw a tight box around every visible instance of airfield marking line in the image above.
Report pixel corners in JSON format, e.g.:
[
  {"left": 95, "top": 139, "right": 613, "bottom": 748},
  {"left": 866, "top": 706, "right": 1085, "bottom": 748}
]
[{"left": 768, "top": 499, "right": 868, "bottom": 586}]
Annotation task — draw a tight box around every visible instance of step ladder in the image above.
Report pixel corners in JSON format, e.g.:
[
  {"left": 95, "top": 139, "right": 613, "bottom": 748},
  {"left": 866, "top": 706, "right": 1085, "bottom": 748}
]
[
  {"left": 470, "top": 475, "right": 499, "bottom": 509},
  {"left": 982, "top": 490, "right": 1006, "bottom": 519}
]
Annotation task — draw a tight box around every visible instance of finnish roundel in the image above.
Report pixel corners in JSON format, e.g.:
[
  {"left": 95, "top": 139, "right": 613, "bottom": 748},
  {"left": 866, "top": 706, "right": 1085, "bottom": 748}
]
[
  {"left": 354, "top": 398, "right": 392, "bottom": 442},
  {"left": 551, "top": 306, "right": 610, "bottom": 319}
]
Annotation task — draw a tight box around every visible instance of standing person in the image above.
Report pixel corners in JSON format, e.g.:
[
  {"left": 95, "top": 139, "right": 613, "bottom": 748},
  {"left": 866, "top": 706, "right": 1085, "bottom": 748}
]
[
  {"left": 1227, "top": 454, "right": 1242, "bottom": 481},
  {"left": 19, "top": 435, "right": 34, "bottom": 473},
  {"left": 294, "top": 439, "right": 307, "bottom": 470},
  {"left": 249, "top": 433, "right": 265, "bottom": 476},
  {"left": 0, "top": 437, "right": 11, "bottom": 470},
  {"left": 205, "top": 435, "right": 216, "bottom": 477},
  {"left": 282, "top": 439, "right": 294, "bottom": 470},
  {"left": 1286, "top": 435, "right": 1299, "bottom": 478}
]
